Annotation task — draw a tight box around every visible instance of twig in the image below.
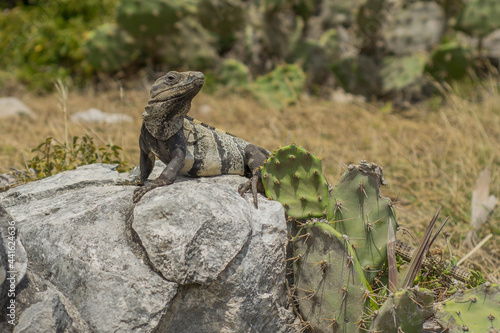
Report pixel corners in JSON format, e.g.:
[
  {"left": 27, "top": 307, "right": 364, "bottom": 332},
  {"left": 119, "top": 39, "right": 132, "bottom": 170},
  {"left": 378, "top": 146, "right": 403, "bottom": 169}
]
[
  {"left": 457, "top": 234, "right": 493, "bottom": 266},
  {"left": 55, "top": 79, "right": 69, "bottom": 152},
  {"left": 387, "top": 216, "right": 398, "bottom": 293},
  {"left": 401, "top": 206, "right": 441, "bottom": 289}
]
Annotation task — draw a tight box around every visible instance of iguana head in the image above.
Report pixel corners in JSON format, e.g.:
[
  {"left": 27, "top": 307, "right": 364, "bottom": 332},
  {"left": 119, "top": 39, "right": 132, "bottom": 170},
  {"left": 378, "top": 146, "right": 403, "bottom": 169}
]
[
  {"left": 148, "top": 71, "right": 204, "bottom": 103},
  {"left": 143, "top": 71, "right": 204, "bottom": 140}
]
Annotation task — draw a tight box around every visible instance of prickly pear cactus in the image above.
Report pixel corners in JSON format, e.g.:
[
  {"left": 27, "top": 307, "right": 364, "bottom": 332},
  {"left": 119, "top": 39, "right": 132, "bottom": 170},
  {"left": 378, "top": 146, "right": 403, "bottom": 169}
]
[
  {"left": 381, "top": 54, "right": 428, "bottom": 94},
  {"left": 197, "top": 0, "right": 245, "bottom": 39},
  {"left": 426, "top": 42, "right": 474, "bottom": 82},
  {"left": 83, "top": 23, "right": 140, "bottom": 73},
  {"left": 116, "top": 0, "right": 195, "bottom": 38},
  {"left": 456, "top": 0, "right": 500, "bottom": 38},
  {"left": 331, "top": 55, "right": 381, "bottom": 98},
  {"left": 370, "top": 288, "right": 434, "bottom": 333},
  {"left": 327, "top": 161, "right": 397, "bottom": 284},
  {"left": 218, "top": 59, "right": 250, "bottom": 88},
  {"left": 293, "top": 222, "right": 373, "bottom": 332},
  {"left": 434, "top": 283, "right": 500, "bottom": 332},
  {"left": 262, "top": 144, "right": 328, "bottom": 219},
  {"left": 250, "top": 64, "right": 306, "bottom": 108}
]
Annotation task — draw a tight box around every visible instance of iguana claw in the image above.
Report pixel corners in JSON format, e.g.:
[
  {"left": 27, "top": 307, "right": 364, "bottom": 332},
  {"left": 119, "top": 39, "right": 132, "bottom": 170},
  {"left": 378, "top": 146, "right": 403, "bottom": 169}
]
[
  {"left": 133, "top": 183, "right": 158, "bottom": 203},
  {"left": 238, "top": 175, "right": 260, "bottom": 208}
]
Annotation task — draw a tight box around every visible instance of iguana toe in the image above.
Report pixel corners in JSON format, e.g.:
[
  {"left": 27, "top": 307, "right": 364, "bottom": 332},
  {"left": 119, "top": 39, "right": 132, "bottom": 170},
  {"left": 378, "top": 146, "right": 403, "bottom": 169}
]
[
  {"left": 238, "top": 176, "right": 260, "bottom": 208},
  {"left": 133, "top": 183, "right": 157, "bottom": 203}
]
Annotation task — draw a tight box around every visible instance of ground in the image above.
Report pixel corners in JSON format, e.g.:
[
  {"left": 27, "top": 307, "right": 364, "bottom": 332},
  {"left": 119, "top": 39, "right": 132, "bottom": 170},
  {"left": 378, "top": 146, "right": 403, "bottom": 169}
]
[{"left": 1, "top": 78, "right": 499, "bottom": 283}]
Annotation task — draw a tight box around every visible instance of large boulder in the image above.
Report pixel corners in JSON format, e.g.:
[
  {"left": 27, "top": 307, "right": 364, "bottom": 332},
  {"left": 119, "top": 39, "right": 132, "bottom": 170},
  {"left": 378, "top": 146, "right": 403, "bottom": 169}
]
[{"left": 0, "top": 163, "right": 297, "bottom": 332}]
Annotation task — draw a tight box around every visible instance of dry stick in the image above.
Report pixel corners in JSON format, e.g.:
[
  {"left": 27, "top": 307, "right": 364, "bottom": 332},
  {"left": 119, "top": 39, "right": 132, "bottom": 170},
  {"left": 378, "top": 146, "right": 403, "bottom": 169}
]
[
  {"left": 401, "top": 206, "right": 441, "bottom": 289},
  {"left": 55, "top": 79, "right": 69, "bottom": 148},
  {"left": 457, "top": 233, "right": 493, "bottom": 266},
  {"left": 120, "top": 85, "right": 125, "bottom": 162},
  {"left": 387, "top": 216, "right": 398, "bottom": 293}
]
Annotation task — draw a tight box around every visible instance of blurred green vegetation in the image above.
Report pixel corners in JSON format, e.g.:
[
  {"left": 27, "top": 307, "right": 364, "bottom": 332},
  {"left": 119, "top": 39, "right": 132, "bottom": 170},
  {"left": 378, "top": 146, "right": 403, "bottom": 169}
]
[
  {"left": 0, "top": 0, "right": 117, "bottom": 90},
  {"left": 1, "top": 0, "right": 500, "bottom": 105}
]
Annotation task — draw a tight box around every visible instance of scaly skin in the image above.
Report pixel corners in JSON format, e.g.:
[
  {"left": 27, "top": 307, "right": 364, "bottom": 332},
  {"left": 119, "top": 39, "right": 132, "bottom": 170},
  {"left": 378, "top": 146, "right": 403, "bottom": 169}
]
[{"left": 132, "top": 71, "right": 268, "bottom": 206}]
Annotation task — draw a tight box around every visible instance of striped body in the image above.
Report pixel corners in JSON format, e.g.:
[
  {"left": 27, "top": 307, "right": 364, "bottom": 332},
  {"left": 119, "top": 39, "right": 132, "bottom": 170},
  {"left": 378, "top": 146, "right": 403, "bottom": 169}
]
[
  {"left": 180, "top": 117, "right": 249, "bottom": 177},
  {"left": 133, "top": 71, "right": 269, "bottom": 205}
]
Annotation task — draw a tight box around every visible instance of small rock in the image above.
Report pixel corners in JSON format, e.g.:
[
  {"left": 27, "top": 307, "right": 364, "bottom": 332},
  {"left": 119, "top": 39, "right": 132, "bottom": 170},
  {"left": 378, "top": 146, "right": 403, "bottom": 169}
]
[
  {"left": 198, "top": 104, "right": 212, "bottom": 115},
  {"left": 331, "top": 88, "right": 366, "bottom": 104},
  {"left": 70, "top": 108, "right": 133, "bottom": 124},
  {"left": 0, "top": 97, "right": 35, "bottom": 118},
  {"left": 484, "top": 29, "right": 500, "bottom": 59},
  {"left": 0, "top": 173, "right": 20, "bottom": 191}
]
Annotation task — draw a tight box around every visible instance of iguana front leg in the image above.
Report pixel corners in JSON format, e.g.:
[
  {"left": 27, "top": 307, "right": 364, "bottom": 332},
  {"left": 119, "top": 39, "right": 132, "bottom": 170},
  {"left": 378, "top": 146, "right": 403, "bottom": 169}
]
[
  {"left": 238, "top": 144, "right": 270, "bottom": 208},
  {"left": 133, "top": 131, "right": 186, "bottom": 203}
]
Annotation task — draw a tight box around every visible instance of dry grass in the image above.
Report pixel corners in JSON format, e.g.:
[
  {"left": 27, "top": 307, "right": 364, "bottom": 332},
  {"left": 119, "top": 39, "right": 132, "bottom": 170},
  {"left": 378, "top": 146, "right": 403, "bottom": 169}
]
[{"left": 1, "top": 79, "right": 499, "bottom": 281}]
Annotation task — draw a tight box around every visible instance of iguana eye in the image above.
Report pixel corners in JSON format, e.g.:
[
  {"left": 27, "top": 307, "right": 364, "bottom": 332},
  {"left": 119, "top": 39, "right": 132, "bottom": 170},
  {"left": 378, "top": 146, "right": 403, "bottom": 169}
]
[{"left": 166, "top": 73, "right": 177, "bottom": 81}]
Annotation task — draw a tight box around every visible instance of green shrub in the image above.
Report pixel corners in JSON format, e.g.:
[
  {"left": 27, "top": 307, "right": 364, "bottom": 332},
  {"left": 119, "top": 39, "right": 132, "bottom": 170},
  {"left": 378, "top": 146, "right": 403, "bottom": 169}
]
[{"left": 27, "top": 135, "right": 130, "bottom": 180}]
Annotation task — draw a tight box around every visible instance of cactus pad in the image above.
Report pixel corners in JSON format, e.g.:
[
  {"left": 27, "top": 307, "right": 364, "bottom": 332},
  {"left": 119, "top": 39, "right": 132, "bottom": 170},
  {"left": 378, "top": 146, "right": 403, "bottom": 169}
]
[
  {"left": 250, "top": 64, "right": 306, "bottom": 108},
  {"left": 327, "top": 161, "right": 397, "bottom": 283},
  {"left": 218, "top": 59, "right": 250, "bottom": 88},
  {"left": 456, "top": 0, "right": 500, "bottom": 38},
  {"left": 370, "top": 288, "right": 434, "bottom": 332},
  {"left": 293, "top": 222, "right": 372, "bottom": 332},
  {"left": 116, "top": 0, "right": 195, "bottom": 38},
  {"left": 435, "top": 283, "right": 500, "bottom": 332},
  {"left": 426, "top": 42, "right": 474, "bottom": 82},
  {"left": 261, "top": 144, "right": 328, "bottom": 219},
  {"left": 381, "top": 54, "right": 428, "bottom": 93}
]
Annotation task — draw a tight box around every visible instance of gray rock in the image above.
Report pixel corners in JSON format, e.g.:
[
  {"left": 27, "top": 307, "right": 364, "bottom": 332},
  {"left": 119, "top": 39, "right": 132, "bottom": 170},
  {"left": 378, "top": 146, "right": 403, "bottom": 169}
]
[
  {"left": 153, "top": 179, "right": 298, "bottom": 332},
  {"left": 0, "top": 97, "right": 35, "bottom": 118},
  {"left": 14, "top": 291, "right": 72, "bottom": 333},
  {"left": 382, "top": 1, "right": 445, "bottom": 56},
  {"left": 133, "top": 179, "right": 253, "bottom": 285},
  {"left": 14, "top": 272, "right": 93, "bottom": 333},
  {"left": 484, "top": 29, "right": 500, "bottom": 59},
  {"left": 0, "top": 163, "right": 297, "bottom": 332},
  {"left": 0, "top": 206, "right": 28, "bottom": 310},
  {"left": 70, "top": 108, "right": 133, "bottom": 124},
  {"left": 0, "top": 173, "right": 21, "bottom": 192}
]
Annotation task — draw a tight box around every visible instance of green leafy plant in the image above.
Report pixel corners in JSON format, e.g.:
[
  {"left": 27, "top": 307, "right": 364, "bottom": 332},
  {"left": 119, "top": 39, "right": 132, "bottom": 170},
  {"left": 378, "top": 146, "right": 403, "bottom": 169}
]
[{"left": 27, "top": 135, "right": 130, "bottom": 179}]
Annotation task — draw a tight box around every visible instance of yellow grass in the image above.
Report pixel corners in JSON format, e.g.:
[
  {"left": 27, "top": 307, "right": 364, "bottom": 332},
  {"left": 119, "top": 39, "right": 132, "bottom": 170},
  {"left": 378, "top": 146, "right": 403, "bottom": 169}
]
[{"left": 1, "top": 79, "right": 499, "bottom": 281}]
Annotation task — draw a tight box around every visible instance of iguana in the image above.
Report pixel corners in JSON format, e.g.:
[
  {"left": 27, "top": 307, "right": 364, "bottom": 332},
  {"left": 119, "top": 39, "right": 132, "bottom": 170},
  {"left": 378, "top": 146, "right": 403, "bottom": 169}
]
[{"left": 132, "top": 70, "right": 269, "bottom": 206}]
